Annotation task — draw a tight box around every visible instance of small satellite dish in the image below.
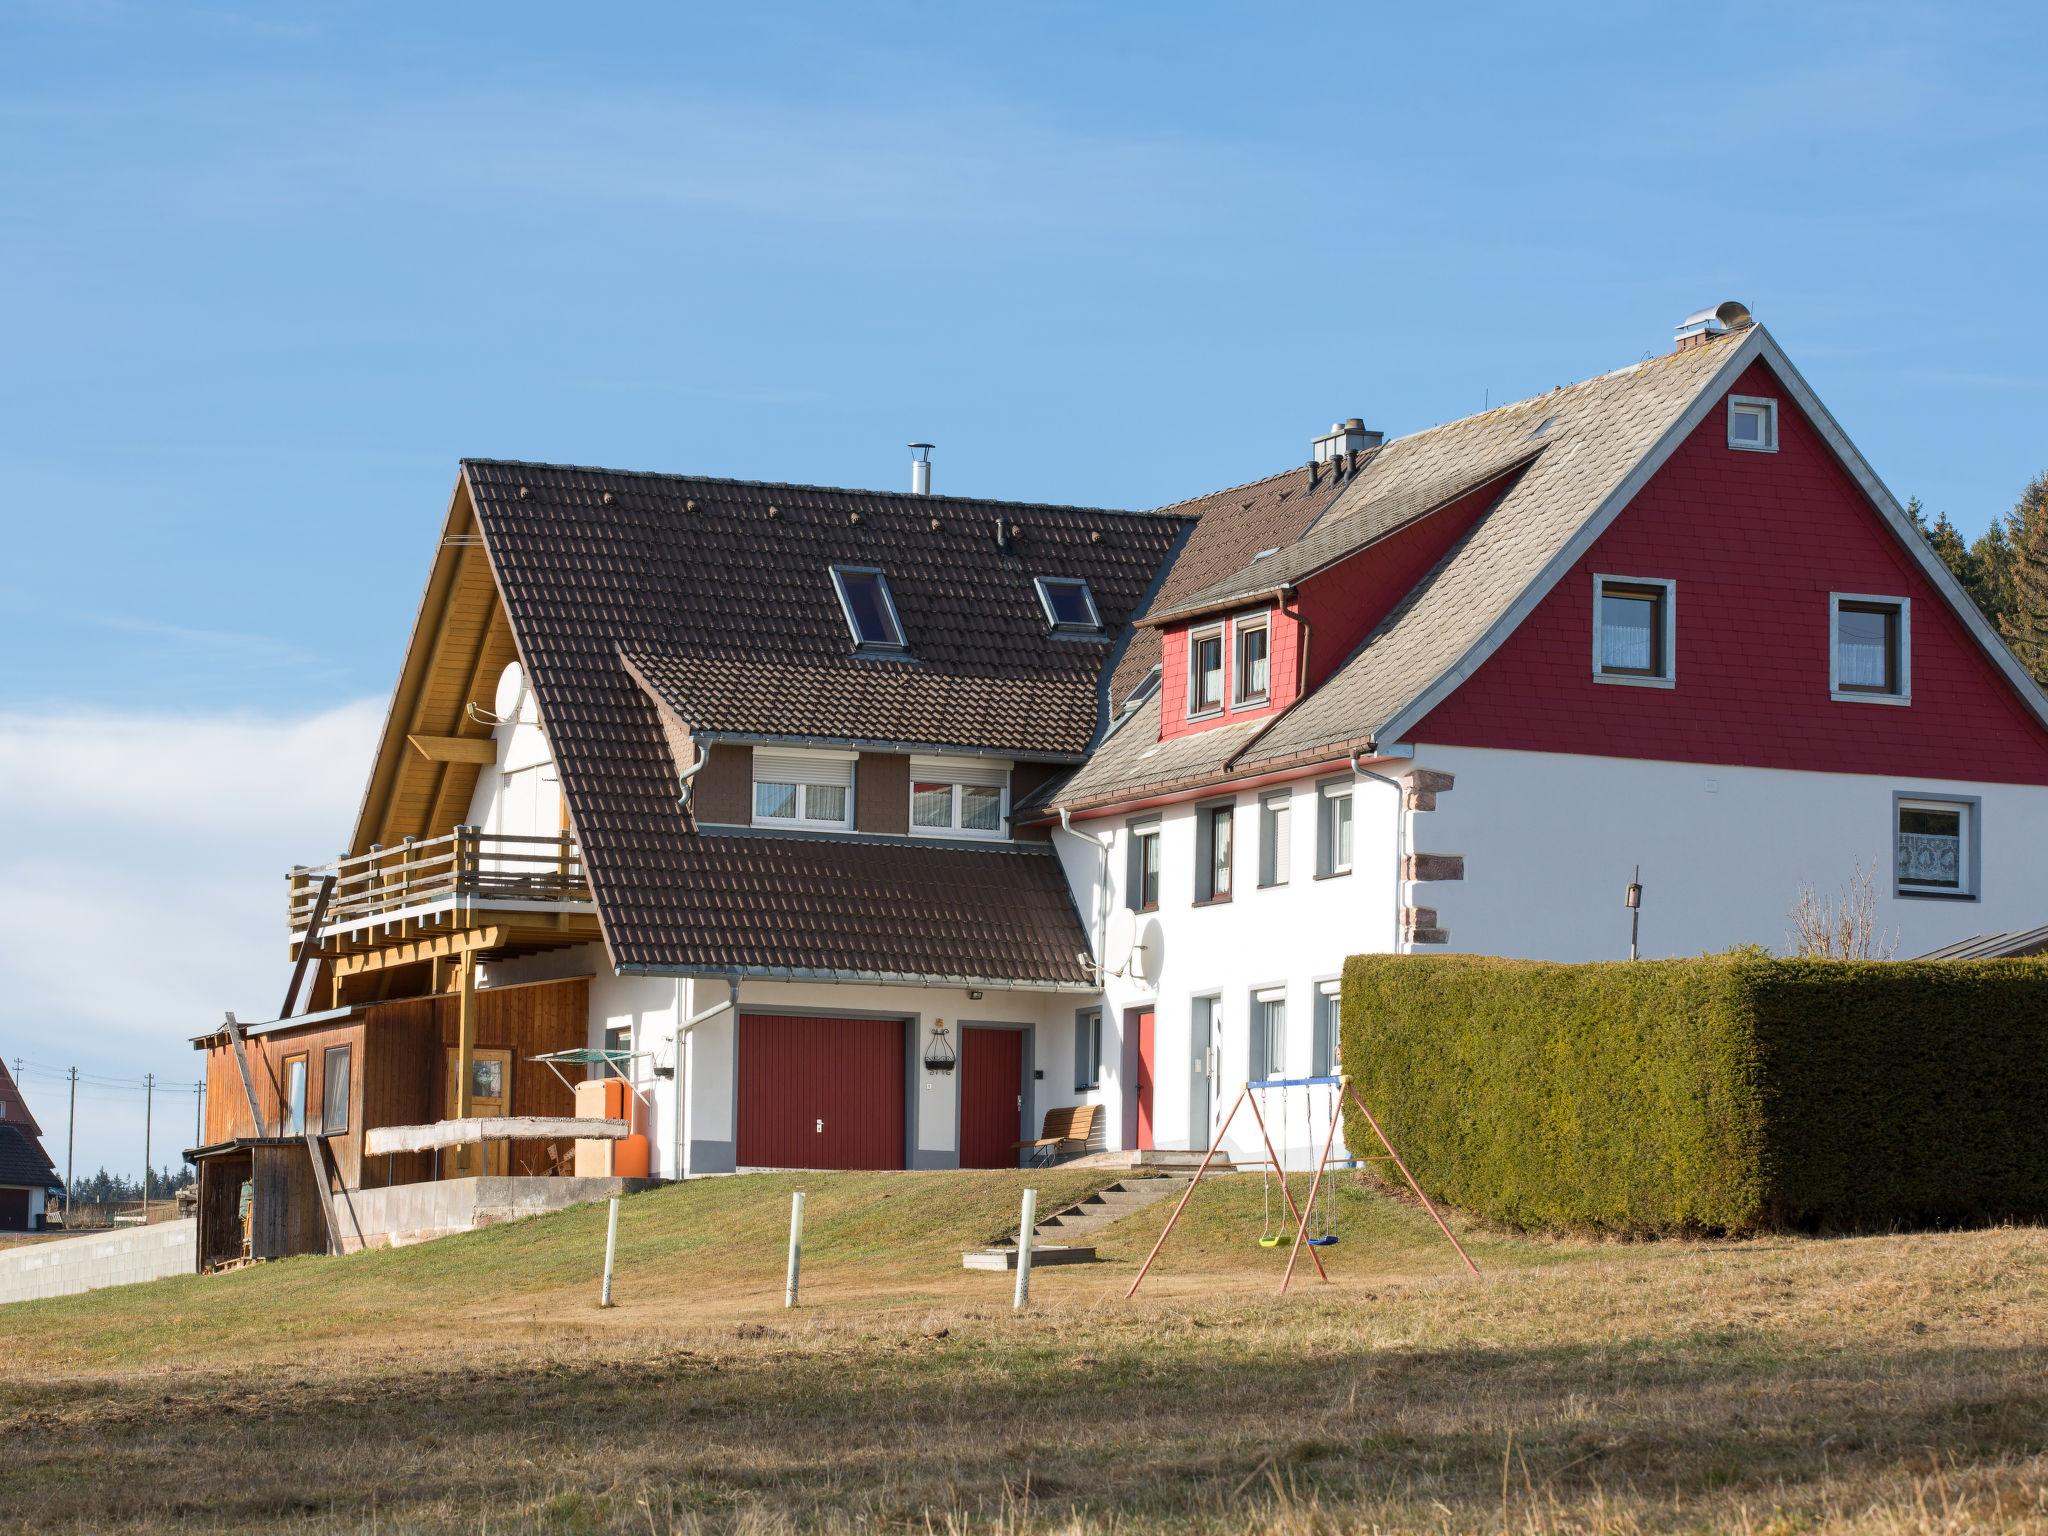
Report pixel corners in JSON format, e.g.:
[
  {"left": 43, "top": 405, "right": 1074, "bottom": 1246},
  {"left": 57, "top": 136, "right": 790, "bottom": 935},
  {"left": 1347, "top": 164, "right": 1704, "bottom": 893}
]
[
  {"left": 1135, "top": 916, "right": 1165, "bottom": 986},
  {"left": 1102, "top": 907, "right": 1138, "bottom": 978},
  {"left": 493, "top": 662, "right": 526, "bottom": 723}
]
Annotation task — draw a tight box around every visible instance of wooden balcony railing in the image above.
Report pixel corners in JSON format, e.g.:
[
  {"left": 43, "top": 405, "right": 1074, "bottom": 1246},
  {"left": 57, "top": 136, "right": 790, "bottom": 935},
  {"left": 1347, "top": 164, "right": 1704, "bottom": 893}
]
[{"left": 286, "top": 827, "right": 589, "bottom": 938}]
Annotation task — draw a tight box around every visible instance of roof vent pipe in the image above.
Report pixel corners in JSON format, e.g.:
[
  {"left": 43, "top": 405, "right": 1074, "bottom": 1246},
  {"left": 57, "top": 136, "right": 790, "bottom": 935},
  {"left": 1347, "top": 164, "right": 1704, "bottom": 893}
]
[{"left": 909, "top": 443, "right": 934, "bottom": 496}]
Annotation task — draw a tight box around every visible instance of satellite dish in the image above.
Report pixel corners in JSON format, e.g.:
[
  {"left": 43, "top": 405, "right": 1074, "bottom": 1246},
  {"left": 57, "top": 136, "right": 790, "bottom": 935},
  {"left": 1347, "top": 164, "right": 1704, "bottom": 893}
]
[
  {"left": 1135, "top": 916, "right": 1165, "bottom": 987},
  {"left": 493, "top": 662, "right": 526, "bottom": 723},
  {"left": 1102, "top": 907, "right": 1138, "bottom": 977}
]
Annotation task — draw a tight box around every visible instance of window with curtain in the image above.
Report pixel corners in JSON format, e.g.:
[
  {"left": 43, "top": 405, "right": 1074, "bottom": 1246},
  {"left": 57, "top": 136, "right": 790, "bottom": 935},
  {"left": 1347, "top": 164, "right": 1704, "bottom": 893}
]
[
  {"left": 1196, "top": 802, "right": 1233, "bottom": 902},
  {"left": 1127, "top": 819, "right": 1162, "bottom": 911},
  {"left": 1596, "top": 576, "right": 1673, "bottom": 681},
  {"left": 908, "top": 756, "right": 1009, "bottom": 837},
  {"left": 1189, "top": 627, "right": 1225, "bottom": 714},
  {"left": 1833, "top": 596, "right": 1907, "bottom": 698},
  {"left": 1316, "top": 781, "right": 1353, "bottom": 877},
  {"left": 1896, "top": 798, "right": 1973, "bottom": 897},
  {"left": 1234, "top": 617, "right": 1270, "bottom": 706},
  {"left": 752, "top": 750, "right": 855, "bottom": 830}
]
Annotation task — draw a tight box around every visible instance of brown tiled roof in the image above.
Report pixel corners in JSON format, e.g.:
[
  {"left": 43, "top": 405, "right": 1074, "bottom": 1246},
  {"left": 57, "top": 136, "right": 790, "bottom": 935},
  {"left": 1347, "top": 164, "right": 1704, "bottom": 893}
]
[
  {"left": 0, "top": 1125, "right": 58, "bottom": 1191},
  {"left": 468, "top": 460, "right": 1184, "bottom": 761},
  {"left": 465, "top": 460, "right": 1161, "bottom": 986},
  {"left": 1104, "top": 462, "right": 1354, "bottom": 707}
]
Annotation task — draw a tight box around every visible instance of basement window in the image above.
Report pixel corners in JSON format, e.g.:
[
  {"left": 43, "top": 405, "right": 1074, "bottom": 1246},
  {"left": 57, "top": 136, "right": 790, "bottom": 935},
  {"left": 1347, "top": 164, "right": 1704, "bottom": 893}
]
[
  {"left": 1035, "top": 576, "right": 1102, "bottom": 634},
  {"left": 1832, "top": 594, "right": 1910, "bottom": 703},
  {"left": 1594, "top": 575, "right": 1676, "bottom": 687},
  {"left": 830, "top": 566, "right": 907, "bottom": 651},
  {"left": 1728, "top": 396, "right": 1778, "bottom": 453},
  {"left": 753, "top": 749, "right": 856, "bottom": 830}
]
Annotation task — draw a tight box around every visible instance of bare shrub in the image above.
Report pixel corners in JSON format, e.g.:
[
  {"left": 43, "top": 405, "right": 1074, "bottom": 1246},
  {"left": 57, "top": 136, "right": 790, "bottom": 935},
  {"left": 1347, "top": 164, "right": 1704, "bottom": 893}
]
[{"left": 1788, "top": 862, "right": 1899, "bottom": 959}]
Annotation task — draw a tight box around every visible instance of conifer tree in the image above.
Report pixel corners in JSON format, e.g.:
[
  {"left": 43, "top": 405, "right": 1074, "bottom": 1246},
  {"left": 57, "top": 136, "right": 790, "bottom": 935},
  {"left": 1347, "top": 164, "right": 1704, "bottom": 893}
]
[{"left": 1999, "top": 473, "right": 2048, "bottom": 681}]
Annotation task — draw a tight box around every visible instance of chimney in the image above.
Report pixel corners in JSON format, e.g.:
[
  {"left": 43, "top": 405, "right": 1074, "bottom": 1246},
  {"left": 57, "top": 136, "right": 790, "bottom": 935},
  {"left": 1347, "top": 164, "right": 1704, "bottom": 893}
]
[
  {"left": 1311, "top": 418, "right": 1382, "bottom": 465},
  {"left": 1674, "top": 300, "right": 1753, "bottom": 351},
  {"left": 909, "top": 443, "right": 934, "bottom": 496}
]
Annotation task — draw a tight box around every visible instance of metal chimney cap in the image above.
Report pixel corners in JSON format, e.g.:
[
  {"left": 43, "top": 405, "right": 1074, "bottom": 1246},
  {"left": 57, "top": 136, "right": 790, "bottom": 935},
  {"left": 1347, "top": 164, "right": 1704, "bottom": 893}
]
[
  {"left": 908, "top": 443, "right": 934, "bottom": 459},
  {"left": 1676, "top": 300, "right": 1754, "bottom": 337}
]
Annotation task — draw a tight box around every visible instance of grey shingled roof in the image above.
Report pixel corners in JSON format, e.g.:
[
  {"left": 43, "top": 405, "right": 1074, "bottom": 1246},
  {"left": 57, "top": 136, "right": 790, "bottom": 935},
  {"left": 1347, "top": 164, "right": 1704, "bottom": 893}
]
[
  {"left": 1048, "top": 329, "right": 1757, "bottom": 811},
  {"left": 0, "top": 1125, "right": 58, "bottom": 1191},
  {"left": 1144, "top": 443, "right": 1545, "bottom": 627}
]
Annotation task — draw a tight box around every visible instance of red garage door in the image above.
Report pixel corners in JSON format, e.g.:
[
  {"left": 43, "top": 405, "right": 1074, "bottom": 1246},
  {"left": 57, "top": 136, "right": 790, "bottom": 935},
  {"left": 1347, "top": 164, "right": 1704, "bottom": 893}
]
[{"left": 737, "top": 1014, "right": 906, "bottom": 1170}]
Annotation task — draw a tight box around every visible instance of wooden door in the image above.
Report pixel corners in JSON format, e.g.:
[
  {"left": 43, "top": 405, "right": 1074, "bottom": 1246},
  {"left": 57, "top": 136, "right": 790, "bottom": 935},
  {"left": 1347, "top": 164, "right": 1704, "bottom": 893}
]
[
  {"left": 958, "top": 1028, "right": 1024, "bottom": 1169},
  {"left": 445, "top": 1048, "right": 512, "bottom": 1176},
  {"left": 737, "top": 1015, "right": 905, "bottom": 1170},
  {"left": 1133, "top": 1008, "right": 1156, "bottom": 1151},
  {"left": 0, "top": 1188, "right": 28, "bottom": 1232}
]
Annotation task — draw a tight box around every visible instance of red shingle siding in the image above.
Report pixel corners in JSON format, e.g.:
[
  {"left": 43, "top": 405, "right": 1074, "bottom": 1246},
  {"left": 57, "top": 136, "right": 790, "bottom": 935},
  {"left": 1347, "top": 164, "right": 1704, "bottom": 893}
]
[
  {"left": 1157, "top": 605, "right": 1301, "bottom": 740},
  {"left": 1410, "top": 360, "right": 2048, "bottom": 784},
  {"left": 1295, "top": 476, "right": 1509, "bottom": 695}
]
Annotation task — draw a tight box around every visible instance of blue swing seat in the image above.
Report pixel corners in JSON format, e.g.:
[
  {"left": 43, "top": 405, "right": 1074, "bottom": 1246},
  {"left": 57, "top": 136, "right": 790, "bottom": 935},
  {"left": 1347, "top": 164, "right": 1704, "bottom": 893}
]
[{"left": 1306, "top": 1234, "right": 1339, "bottom": 1247}]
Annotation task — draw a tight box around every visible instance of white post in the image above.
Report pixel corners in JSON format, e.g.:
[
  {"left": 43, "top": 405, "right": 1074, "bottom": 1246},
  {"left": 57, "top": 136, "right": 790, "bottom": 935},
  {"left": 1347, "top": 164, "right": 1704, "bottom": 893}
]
[
  {"left": 785, "top": 1190, "right": 806, "bottom": 1308},
  {"left": 1013, "top": 1187, "right": 1038, "bottom": 1311},
  {"left": 599, "top": 1196, "right": 620, "bottom": 1308}
]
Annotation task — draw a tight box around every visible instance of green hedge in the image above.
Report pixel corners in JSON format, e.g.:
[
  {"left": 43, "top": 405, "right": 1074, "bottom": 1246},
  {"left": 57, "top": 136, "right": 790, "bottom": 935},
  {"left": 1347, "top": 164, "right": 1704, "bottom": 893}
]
[{"left": 1339, "top": 952, "right": 2048, "bottom": 1235}]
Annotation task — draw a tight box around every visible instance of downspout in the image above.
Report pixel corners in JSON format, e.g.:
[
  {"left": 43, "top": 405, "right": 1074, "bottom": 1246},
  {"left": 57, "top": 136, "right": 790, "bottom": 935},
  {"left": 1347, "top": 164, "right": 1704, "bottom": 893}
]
[
  {"left": 670, "top": 976, "right": 738, "bottom": 1179},
  {"left": 1058, "top": 807, "right": 1117, "bottom": 978},
  {"left": 676, "top": 741, "right": 707, "bottom": 821},
  {"left": 1351, "top": 751, "right": 1406, "bottom": 956}
]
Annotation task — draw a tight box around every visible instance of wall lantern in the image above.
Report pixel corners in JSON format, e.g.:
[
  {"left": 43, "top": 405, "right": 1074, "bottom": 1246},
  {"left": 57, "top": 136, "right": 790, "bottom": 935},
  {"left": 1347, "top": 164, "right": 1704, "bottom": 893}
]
[
  {"left": 1625, "top": 865, "right": 1644, "bottom": 961},
  {"left": 923, "top": 1020, "right": 957, "bottom": 1074}
]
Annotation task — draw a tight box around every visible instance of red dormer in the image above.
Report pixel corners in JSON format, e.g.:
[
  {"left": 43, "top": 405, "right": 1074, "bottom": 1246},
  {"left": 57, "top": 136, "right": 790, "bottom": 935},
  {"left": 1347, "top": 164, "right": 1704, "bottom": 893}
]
[{"left": 1159, "top": 603, "right": 1303, "bottom": 739}]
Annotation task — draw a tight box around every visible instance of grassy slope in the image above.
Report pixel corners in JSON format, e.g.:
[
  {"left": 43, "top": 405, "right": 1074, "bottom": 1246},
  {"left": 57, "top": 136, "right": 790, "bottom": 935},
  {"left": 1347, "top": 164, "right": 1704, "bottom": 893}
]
[{"left": 1, "top": 1170, "right": 2044, "bottom": 1534}]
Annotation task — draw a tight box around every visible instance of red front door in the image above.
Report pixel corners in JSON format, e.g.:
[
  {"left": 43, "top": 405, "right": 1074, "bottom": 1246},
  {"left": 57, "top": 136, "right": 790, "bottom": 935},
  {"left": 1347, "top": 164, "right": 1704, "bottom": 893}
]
[
  {"left": 737, "top": 1014, "right": 906, "bottom": 1170},
  {"left": 1133, "top": 1008, "right": 1156, "bottom": 1151},
  {"left": 959, "top": 1027, "right": 1024, "bottom": 1169}
]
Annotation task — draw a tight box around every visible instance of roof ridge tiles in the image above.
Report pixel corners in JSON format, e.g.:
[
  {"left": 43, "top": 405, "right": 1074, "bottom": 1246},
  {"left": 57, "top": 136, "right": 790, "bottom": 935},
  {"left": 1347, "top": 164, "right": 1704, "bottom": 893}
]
[{"left": 461, "top": 457, "right": 1173, "bottom": 521}]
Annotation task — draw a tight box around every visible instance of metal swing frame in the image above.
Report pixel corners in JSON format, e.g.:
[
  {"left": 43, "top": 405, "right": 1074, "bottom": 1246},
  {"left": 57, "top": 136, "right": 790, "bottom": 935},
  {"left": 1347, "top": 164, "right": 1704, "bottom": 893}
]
[{"left": 1125, "top": 1073, "right": 1481, "bottom": 1298}]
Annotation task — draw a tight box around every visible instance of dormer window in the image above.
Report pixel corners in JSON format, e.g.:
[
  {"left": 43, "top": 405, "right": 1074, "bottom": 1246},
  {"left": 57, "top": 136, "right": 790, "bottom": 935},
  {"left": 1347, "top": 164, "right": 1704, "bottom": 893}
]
[
  {"left": 1188, "top": 626, "right": 1224, "bottom": 717},
  {"left": 909, "top": 755, "right": 1011, "bottom": 839},
  {"left": 753, "top": 749, "right": 855, "bottom": 830},
  {"left": 1035, "top": 576, "right": 1102, "bottom": 634},
  {"left": 1233, "top": 614, "right": 1270, "bottom": 707},
  {"left": 830, "top": 566, "right": 907, "bottom": 650}
]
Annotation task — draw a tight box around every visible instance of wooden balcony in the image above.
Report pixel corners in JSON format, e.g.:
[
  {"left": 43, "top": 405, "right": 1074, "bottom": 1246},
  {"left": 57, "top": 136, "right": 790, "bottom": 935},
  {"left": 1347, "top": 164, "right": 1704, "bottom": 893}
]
[{"left": 287, "top": 827, "right": 600, "bottom": 976}]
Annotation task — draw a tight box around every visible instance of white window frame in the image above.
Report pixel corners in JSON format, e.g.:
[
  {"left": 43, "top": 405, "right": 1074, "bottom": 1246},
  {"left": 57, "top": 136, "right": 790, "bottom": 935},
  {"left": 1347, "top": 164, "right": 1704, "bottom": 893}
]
[
  {"left": 1127, "top": 817, "right": 1162, "bottom": 912},
  {"left": 1250, "top": 986, "right": 1288, "bottom": 1082},
  {"left": 1830, "top": 593, "right": 1911, "bottom": 705},
  {"left": 907, "top": 755, "right": 1011, "bottom": 840},
  {"left": 1592, "top": 573, "right": 1677, "bottom": 689},
  {"left": 1894, "top": 792, "right": 1979, "bottom": 901},
  {"left": 1312, "top": 979, "right": 1342, "bottom": 1079},
  {"left": 1187, "top": 624, "right": 1225, "bottom": 718},
  {"left": 829, "top": 564, "right": 908, "bottom": 650},
  {"left": 1728, "top": 395, "right": 1779, "bottom": 453},
  {"left": 1315, "top": 778, "right": 1353, "bottom": 878},
  {"left": 1232, "top": 613, "right": 1271, "bottom": 708},
  {"left": 1257, "top": 789, "right": 1291, "bottom": 888},
  {"left": 752, "top": 748, "right": 857, "bottom": 831},
  {"left": 1034, "top": 575, "right": 1103, "bottom": 634},
  {"left": 1074, "top": 1007, "right": 1103, "bottom": 1092}
]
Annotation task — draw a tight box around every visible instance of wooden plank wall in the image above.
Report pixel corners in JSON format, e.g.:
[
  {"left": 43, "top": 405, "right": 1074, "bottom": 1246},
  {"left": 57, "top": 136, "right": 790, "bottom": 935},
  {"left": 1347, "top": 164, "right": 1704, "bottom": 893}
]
[
  {"left": 217, "top": 977, "right": 594, "bottom": 1190},
  {"left": 249, "top": 1145, "right": 325, "bottom": 1260}
]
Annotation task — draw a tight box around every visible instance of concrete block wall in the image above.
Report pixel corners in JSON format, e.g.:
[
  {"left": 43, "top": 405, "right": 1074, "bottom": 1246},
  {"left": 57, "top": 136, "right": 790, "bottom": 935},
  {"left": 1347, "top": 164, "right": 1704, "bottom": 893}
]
[
  {"left": 0, "top": 1219, "right": 197, "bottom": 1306},
  {"left": 332, "top": 1176, "right": 656, "bottom": 1252}
]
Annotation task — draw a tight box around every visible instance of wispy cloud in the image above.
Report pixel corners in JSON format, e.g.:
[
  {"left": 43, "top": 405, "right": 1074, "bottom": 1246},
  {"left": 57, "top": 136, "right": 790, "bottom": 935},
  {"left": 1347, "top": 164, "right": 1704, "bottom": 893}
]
[{"left": 0, "top": 700, "right": 383, "bottom": 1175}]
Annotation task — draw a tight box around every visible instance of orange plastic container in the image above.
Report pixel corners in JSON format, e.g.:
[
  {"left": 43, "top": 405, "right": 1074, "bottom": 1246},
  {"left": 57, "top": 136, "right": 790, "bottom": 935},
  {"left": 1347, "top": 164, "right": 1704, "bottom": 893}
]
[
  {"left": 611, "top": 1134, "right": 650, "bottom": 1179},
  {"left": 573, "top": 1077, "right": 629, "bottom": 1120}
]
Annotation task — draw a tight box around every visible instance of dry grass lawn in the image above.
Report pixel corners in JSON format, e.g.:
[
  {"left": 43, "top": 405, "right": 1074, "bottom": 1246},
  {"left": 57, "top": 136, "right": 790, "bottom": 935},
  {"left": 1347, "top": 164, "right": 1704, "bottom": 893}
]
[{"left": 0, "top": 1169, "right": 2043, "bottom": 1534}]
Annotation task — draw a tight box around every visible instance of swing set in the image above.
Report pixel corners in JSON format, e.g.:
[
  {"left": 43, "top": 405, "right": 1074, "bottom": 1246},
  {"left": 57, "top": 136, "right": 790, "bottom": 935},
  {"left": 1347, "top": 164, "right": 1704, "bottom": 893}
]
[{"left": 1126, "top": 1073, "right": 1481, "bottom": 1297}]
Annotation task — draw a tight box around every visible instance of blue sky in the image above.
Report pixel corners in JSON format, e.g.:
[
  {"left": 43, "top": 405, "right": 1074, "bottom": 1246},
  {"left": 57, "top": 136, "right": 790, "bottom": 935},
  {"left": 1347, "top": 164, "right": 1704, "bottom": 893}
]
[{"left": 2, "top": 1, "right": 2045, "bottom": 1172}]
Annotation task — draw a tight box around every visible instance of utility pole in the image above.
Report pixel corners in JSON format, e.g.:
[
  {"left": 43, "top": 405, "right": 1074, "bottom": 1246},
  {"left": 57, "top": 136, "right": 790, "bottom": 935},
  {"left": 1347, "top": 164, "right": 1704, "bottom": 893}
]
[
  {"left": 65, "top": 1068, "right": 77, "bottom": 1219},
  {"left": 143, "top": 1073, "right": 155, "bottom": 1221}
]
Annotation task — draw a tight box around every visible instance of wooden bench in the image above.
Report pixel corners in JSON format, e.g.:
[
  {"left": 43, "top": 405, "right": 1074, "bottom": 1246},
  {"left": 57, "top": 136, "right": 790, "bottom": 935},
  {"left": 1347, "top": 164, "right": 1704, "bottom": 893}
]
[{"left": 1013, "top": 1103, "right": 1100, "bottom": 1166}]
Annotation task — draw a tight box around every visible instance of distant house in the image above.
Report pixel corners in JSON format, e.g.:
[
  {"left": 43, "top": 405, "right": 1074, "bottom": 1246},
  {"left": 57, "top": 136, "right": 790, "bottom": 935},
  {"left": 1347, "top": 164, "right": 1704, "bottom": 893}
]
[
  {"left": 0, "top": 1061, "right": 62, "bottom": 1231},
  {"left": 191, "top": 300, "right": 2048, "bottom": 1211}
]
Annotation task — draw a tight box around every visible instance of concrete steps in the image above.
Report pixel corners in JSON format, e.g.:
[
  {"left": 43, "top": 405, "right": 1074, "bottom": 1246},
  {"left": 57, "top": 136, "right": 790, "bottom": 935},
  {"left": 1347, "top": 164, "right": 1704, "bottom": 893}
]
[{"left": 960, "top": 1172, "right": 1202, "bottom": 1268}]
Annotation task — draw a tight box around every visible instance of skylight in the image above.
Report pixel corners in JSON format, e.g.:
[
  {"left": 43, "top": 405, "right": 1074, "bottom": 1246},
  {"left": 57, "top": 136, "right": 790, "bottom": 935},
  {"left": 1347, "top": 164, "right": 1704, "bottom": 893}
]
[
  {"left": 830, "top": 566, "right": 907, "bottom": 650},
  {"left": 1035, "top": 575, "right": 1102, "bottom": 633}
]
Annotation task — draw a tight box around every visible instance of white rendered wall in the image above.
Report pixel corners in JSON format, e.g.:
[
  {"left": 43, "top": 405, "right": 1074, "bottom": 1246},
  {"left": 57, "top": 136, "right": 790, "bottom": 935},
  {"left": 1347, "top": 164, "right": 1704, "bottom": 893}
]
[
  {"left": 1408, "top": 744, "right": 2048, "bottom": 960},
  {"left": 1055, "top": 769, "right": 1403, "bottom": 1171}
]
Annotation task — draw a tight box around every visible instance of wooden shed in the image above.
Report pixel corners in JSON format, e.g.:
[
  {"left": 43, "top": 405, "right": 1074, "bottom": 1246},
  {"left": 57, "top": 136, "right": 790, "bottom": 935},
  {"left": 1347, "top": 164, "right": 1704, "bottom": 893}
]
[{"left": 186, "top": 976, "right": 591, "bottom": 1271}]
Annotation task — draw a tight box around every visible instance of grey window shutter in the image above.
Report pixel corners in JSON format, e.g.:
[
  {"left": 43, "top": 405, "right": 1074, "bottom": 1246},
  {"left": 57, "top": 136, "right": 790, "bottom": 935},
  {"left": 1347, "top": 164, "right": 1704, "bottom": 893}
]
[
  {"left": 1248, "top": 1005, "right": 1266, "bottom": 1086},
  {"left": 1310, "top": 996, "right": 1330, "bottom": 1078},
  {"left": 1074, "top": 1013, "right": 1091, "bottom": 1091}
]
